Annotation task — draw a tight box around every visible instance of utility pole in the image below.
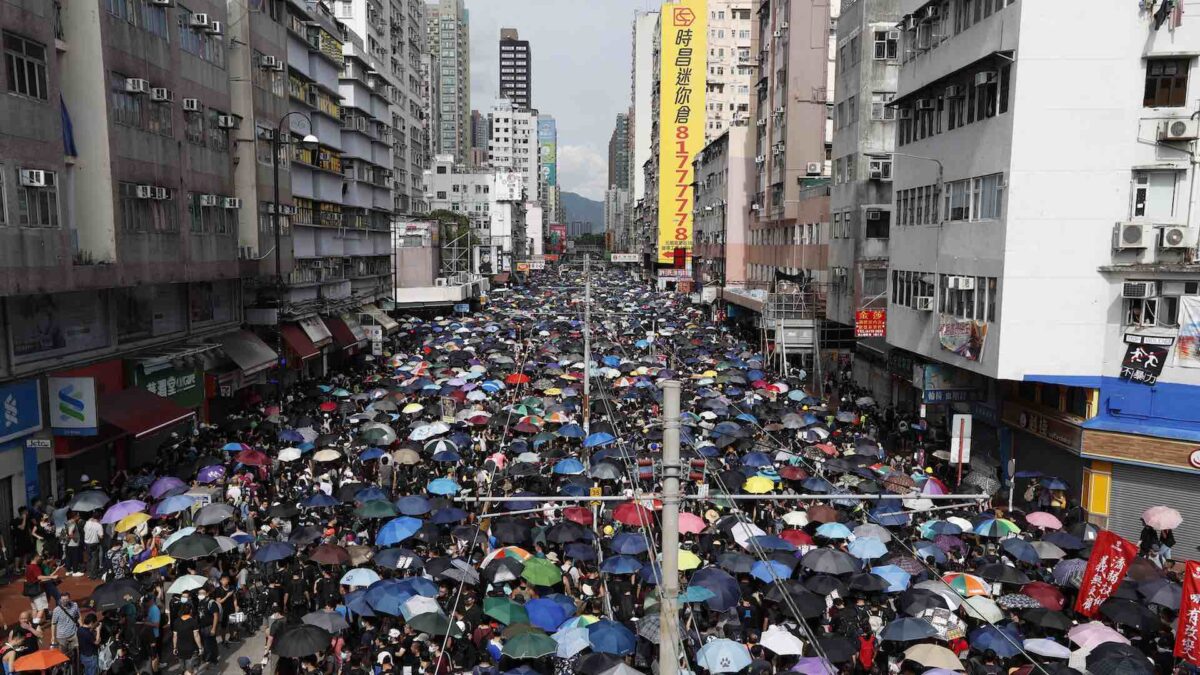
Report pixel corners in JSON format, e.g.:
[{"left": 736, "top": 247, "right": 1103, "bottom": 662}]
[
  {"left": 583, "top": 253, "right": 591, "bottom": 434},
  {"left": 659, "top": 380, "right": 682, "bottom": 674}
]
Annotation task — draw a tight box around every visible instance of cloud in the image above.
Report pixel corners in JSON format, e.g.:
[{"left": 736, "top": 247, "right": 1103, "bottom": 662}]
[{"left": 557, "top": 144, "right": 609, "bottom": 201}]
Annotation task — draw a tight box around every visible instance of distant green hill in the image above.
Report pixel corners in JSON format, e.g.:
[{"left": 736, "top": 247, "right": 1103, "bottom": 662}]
[{"left": 562, "top": 191, "right": 604, "bottom": 236}]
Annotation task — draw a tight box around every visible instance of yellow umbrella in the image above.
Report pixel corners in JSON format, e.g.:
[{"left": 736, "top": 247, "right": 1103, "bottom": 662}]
[
  {"left": 702, "top": 370, "right": 718, "bottom": 378},
  {"left": 133, "top": 555, "right": 176, "bottom": 574},
  {"left": 678, "top": 550, "right": 702, "bottom": 571},
  {"left": 402, "top": 403, "right": 424, "bottom": 414},
  {"left": 545, "top": 388, "right": 562, "bottom": 396},
  {"left": 744, "top": 476, "right": 775, "bottom": 494},
  {"left": 116, "top": 513, "right": 151, "bottom": 533}
]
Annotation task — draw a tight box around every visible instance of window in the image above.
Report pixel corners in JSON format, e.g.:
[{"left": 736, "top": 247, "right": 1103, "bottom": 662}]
[
  {"left": 206, "top": 109, "right": 229, "bottom": 151},
  {"left": 1144, "top": 58, "right": 1189, "bottom": 108},
  {"left": 939, "top": 274, "right": 997, "bottom": 321},
  {"left": 178, "top": 5, "right": 225, "bottom": 67},
  {"left": 147, "top": 97, "right": 173, "bottom": 136},
  {"left": 4, "top": 32, "right": 48, "bottom": 100},
  {"left": 1131, "top": 170, "right": 1177, "bottom": 219},
  {"left": 868, "top": 156, "right": 892, "bottom": 180},
  {"left": 1125, "top": 297, "right": 1158, "bottom": 327},
  {"left": 943, "top": 173, "right": 1004, "bottom": 222},
  {"left": 870, "top": 92, "right": 896, "bottom": 120},
  {"left": 1066, "top": 387, "right": 1090, "bottom": 418},
  {"left": 185, "top": 107, "right": 206, "bottom": 145},
  {"left": 865, "top": 209, "right": 890, "bottom": 238},
  {"left": 873, "top": 30, "right": 897, "bottom": 60},
  {"left": 16, "top": 168, "right": 58, "bottom": 227},
  {"left": 890, "top": 270, "right": 935, "bottom": 310},
  {"left": 0, "top": 166, "right": 6, "bottom": 225},
  {"left": 863, "top": 269, "right": 887, "bottom": 297}
]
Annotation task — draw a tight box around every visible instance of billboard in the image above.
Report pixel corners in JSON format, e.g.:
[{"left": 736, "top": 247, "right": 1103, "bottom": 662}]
[
  {"left": 47, "top": 376, "right": 98, "bottom": 436},
  {"left": 657, "top": 0, "right": 706, "bottom": 264},
  {"left": 611, "top": 253, "right": 640, "bottom": 263},
  {"left": 538, "top": 117, "right": 557, "bottom": 187}
]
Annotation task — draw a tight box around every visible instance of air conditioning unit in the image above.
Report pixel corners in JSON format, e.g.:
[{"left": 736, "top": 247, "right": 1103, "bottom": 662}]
[
  {"left": 915, "top": 296, "right": 935, "bottom": 311},
  {"left": 888, "top": 29, "right": 901, "bottom": 41},
  {"left": 755, "top": 155, "right": 765, "bottom": 164},
  {"left": 206, "top": 21, "right": 222, "bottom": 34},
  {"left": 217, "top": 115, "right": 238, "bottom": 129},
  {"left": 280, "top": 205, "right": 297, "bottom": 215},
  {"left": 780, "top": 22, "right": 789, "bottom": 29},
  {"left": 956, "top": 276, "right": 976, "bottom": 290},
  {"left": 189, "top": 13, "right": 210, "bottom": 27},
  {"left": 869, "top": 168, "right": 884, "bottom": 180},
  {"left": 272, "top": 60, "right": 286, "bottom": 72},
  {"left": 434, "top": 278, "right": 449, "bottom": 287},
  {"left": 905, "top": 16, "right": 919, "bottom": 30},
  {"left": 260, "top": 55, "right": 280, "bottom": 69},
  {"left": 756, "top": 118, "right": 766, "bottom": 127},
  {"left": 805, "top": 161, "right": 822, "bottom": 176},
  {"left": 832, "top": 266, "right": 847, "bottom": 277},
  {"left": 1114, "top": 222, "right": 1153, "bottom": 250},
  {"left": 925, "top": 5, "right": 940, "bottom": 19},
  {"left": 1161, "top": 226, "right": 1194, "bottom": 249},
  {"left": 1160, "top": 119, "right": 1200, "bottom": 141},
  {"left": 773, "top": 30, "right": 783, "bottom": 37},
  {"left": 866, "top": 208, "right": 882, "bottom": 221},
  {"left": 199, "top": 194, "right": 219, "bottom": 207},
  {"left": 944, "top": 85, "right": 963, "bottom": 98},
  {"left": 150, "top": 87, "right": 172, "bottom": 102},
  {"left": 149, "top": 0, "right": 172, "bottom": 5},
  {"left": 182, "top": 98, "right": 201, "bottom": 112},
  {"left": 154, "top": 187, "right": 169, "bottom": 200},
  {"left": 18, "top": 169, "right": 46, "bottom": 187},
  {"left": 898, "top": 108, "right": 913, "bottom": 120},
  {"left": 1122, "top": 281, "right": 1158, "bottom": 299},
  {"left": 125, "top": 78, "right": 150, "bottom": 94},
  {"left": 136, "top": 185, "right": 156, "bottom": 199},
  {"left": 223, "top": 197, "right": 243, "bottom": 209},
  {"left": 916, "top": 99, "right": 935, "bottom": 111},
  {"left": 751, "top": 204, "right": 761, "bottom": 211},
  {"left": 974, "top": 71, "right": 997, "bottom": 87}
]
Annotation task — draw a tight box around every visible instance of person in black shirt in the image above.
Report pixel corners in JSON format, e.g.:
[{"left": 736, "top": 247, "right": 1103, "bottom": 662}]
[
  {"left": 171, "top": 595, "right": 202, "bottom": 673},
  {"left": 285, "top": 570, "right": 308, "bottom": 619},
  {"left": 78, "top": 613, "right": 100, "bottom": 675},
  {"left": 215, "top": 576, "right": 238, "bottom": 643},
  {"left": 196, "top": 588, "right": 220, "bottom": 665}
]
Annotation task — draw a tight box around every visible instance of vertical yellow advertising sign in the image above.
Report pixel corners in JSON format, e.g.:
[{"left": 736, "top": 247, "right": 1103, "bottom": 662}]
[{"left": 657, "top": 0, "right": 707, "bottom": 265}]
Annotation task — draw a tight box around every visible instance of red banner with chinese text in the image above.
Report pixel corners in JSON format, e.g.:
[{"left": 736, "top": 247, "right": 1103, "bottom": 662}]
[
  {"left": 1175, "top": 561, "right": 1200, "bottom": 665},
  {"left": 1073, "top": 529, "right": 1138, "bottom": 618},
  {"left": 855, "top": 309, "right": 886, "bottom": 338}
]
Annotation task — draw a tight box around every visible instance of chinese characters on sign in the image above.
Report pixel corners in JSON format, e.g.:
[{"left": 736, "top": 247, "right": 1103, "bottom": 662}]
[
  {"left": 144, "top": 371, "right": 198, "bottom": 399},
  {"left": 656, "top": 0, "right": 706, "bottom": 265},
  {"left": 854, "top": 309, "right": 886, "bottom": 338},
  {"left": 1175, "top": 561, "right": 1200, "bottom": 666},
  {"left": 937, "top": 316, "right": 988, "bottom": 362},
  {"left": 1074, "top": 529, "right": 1137, "bottom": 618},
  {"left": 1120, "top": 336, "right": 1171, "bottom": 386}
]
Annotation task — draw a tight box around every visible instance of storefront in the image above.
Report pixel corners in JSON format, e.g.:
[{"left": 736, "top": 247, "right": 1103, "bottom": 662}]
[
  {"left": 1082, "top": 429, "right": 1200, "bottom": 561},
  {"left": 853, "top": 338, "right": 892, "bottom": 408},
  {"left": 281, "top": 323, "right": 321, "bottom": 381},
  {"left": 1000, "top": 399, "right": 1086, "bottom": 501},
  {"left": 298, "top": 316, "right": 333, "bottom": 378},
  {"left": 324, "top": 314, "right": 368, "bottom": 359},
  {"left": 207, "top": 330, "right": 279, "bottom": 418},
  {"left": 887, "top": 349, "right": 923, "bottom": 415},
  {"left": 0, "top": 378, "right": 52, "bottom": 535},
  {"left": 49, "top": 360, "right": 125, "bottom": 488},
  {"left": 360, "top": 304, "right": 400, "bottom": 336},
  {"left": 123, "top": 359, "right": 206, "bottom": 467},
  {"left": 98, "top": 387, "right": 196, "bottom": 469}
]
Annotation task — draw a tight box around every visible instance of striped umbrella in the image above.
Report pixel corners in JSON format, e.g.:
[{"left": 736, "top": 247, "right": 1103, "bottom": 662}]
[{"left": 942, "top": 572, "right": 990, "bottom": 598}]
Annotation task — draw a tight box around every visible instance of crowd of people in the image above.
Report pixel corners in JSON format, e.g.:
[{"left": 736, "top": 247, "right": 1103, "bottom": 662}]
[{"left": 0, "top": 264, "right": 1190, "bottom": 675}]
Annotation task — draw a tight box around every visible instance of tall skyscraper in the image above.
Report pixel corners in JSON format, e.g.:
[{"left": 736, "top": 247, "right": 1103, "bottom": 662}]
[
  {"left": 499, "top": 28, "right": 532, "bottom": 109},
  {"left": 426, "top": 0, "right": 471, "bottom": 164},
  {"left": 608, "top": 112, "right": 630, "bottom": 190}
]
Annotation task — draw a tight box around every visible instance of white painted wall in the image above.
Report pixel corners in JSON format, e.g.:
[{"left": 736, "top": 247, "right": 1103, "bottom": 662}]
[{"left": 631, "top": 11, "right": 659, "bottom": 203}]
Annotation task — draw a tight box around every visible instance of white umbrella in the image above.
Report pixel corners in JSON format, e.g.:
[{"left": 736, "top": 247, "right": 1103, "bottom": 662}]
[
  {"left": 401, "top": 595, "right": 442, "bottom": 619},
  {"left": 167, "top": 574, "right": 209, "bottom": 595},
  {"left": 731, "top": 522, "right": 767, "bottom": 548},
  {"left": 946, "top": 516, "right": 974, "bottom": 532},
  {"left": 297, "top": 427, "right": 319, "bottom": 443},
  {"left": 215, "top": 536, "right": 240, "bottom": 552},
  {"left": 902, "top": 498, "right": 934, "bottom": 511},
  {"left": 759, "top": 626, "right": 804, "bottom": 655},
  {"left": 278, "top": 447, "right": 303, "bottom": 462},
  {"left": 781, "top": 511, "right": 809, "bottom": 527},
  {"left": 313, "top": 449, "right": 342, "bottom": 462},
  {"left": 1024, "top": 638, "right": 1071, "bottom": 659},
  {"left": 962, "top": 596, "right": 1003, "bottom": 623}
]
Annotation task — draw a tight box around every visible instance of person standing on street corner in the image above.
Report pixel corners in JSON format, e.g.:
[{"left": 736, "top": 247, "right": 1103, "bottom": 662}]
[
  {"left": 83, "top": 512, "right": 103, "bottom": 580},
  {"left": 50, "top": 591, "right": 80, "bottom": 663}
]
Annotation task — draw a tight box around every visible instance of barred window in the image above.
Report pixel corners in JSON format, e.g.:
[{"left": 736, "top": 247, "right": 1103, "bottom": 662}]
[
  {"left": 17, "top": 169, "right": 58, "bottom": 227},
  {"left": 4, "top": 32, "right": 48, "bottom": 100}
]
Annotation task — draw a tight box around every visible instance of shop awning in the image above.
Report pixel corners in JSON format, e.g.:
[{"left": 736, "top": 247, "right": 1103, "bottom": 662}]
[
  {"left": 492, "top": 273, "right": 511, "bottom": 285},
  {"left": 281, "top": 324, "right": 320, "bottom": 361},
  {"left": 217, "top": 331, "right": 278, "bottom": 376},
  {"left": 325, "top": 316, "right": 366, "bottom": 352},
  {"left": 360, "top": 304, "right": 399, "bottom": 334},
  {"left": 298, "top": 315, "right": 333, "bottom": 348},
  {"left": 342, "top": 313, "right": 368, "bottom": 343},
  {"left": 99, "top": 388, "right": 195, "bottom": 439}
]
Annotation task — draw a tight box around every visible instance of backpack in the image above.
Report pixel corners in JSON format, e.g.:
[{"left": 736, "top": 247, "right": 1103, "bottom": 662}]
[{"left": 97, "top": 642, "right": 116, "bottom": 672}]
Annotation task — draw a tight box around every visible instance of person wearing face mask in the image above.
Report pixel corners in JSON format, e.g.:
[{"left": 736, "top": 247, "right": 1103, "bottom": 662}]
[
  {"left": 196, "top": 587, "right": 220, "bottom": 666},
  {"left": 171, "top": 593, "right": 202, "bottom": 674}
]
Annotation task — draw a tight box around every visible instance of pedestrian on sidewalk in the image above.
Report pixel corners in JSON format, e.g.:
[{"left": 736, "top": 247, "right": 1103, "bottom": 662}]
[
  {"left": 83, "top": 513, "right": 103, "bottom": 580},
  {"left": 49, "top": 591, "right": 80, "bottom": 660},
  {"left": 64, "top": 513, "right": 84, "bottom": 576}
]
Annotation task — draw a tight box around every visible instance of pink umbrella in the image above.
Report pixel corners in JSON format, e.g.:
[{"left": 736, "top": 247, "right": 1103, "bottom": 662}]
[
  {"left": 678, "top": 512, "right": 706, "bottom": 534},
  {"left": 1025, "top": 511, "right": 1063, "bottom": 530},
  {"left": 921, "top": 477, "right": 949, "bottom": 496},
  {"left": 1143, "top": 505, "right": 1183, "bottom": 531},
  {"left": 1068, "top": 621, "right": 1131, "bottom": 650}
]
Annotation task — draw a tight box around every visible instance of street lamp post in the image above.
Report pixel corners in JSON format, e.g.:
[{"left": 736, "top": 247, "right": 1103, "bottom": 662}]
[{"left": 270, "top": 110, "right": 318, "bottom": 406}]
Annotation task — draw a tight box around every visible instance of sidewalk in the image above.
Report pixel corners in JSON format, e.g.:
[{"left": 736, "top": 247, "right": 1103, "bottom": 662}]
[{"left": 0, "top": 573, "right": 101, "bottom": 627}]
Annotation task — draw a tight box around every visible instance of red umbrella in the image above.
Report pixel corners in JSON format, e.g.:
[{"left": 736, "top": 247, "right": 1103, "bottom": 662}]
[
  {"left": 235, "top": 449, "right": 271, "bottom": 466},
  {"left": 505, "top": 373, "right": 531, "bottom": 385},
  {"left": 513, "top": 422, "right": 540, "bottom": 434},
  {"left": 319, "top": 401, "right": 338, "bottom": 412},
  {"left": 612, "top": 502, "right": 653, "bottom": 527},
  {"left": 779, "top": 466, "right": 809, "bottom": 481},
  {"left": 780, "top": 529, "right": 813, "bottom": 546},
  {"left": 1020, "top": 581, "right": 1065, "bottom": 611},
  {"left": 562, "top": 507, "right": 593, "bottom": 526}
]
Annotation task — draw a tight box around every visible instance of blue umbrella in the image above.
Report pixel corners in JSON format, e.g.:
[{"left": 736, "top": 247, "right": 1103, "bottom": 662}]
[
  {"left": 697, "top": 639, "right": 752, "bottom": 673},
  {"left": 681, "top": 586, "right": 716, "bottom": 603},
  {"left": 396, "top": 495, "right": 431, "bottom": 515},
  {"left": 157, "top": 494, "right": 197, "bottom": 515},
  {"left": 552, "top": 626, "right": 591, "bottom": 658},
  {"left": 638, "top": 563, "right": 663, "bottom": 585},
  {"left": 922, "top": 520, "right": 964, "bottom": 537},
  {"left": 431, "top": 507, "right": 468, "bottom": 524},
  {"left": 254, "top": 541, "right": 296, "bottom": 562},
  {"left": 747, "top": 535, "right": 796, "bottom": 552},
  {"left": 355, "top": 487, "right": 388, "bottom": 503},
  {"left": 427, "top": 478, "right": 460, "bottom": 495},
  {"left": 433, "top": 450, "right": 461, "bottom": 462},
  {"left": 359, "top": 448, "right": 385, "bottom": 461},
  {"left": 969, "top": 625, "right": 1023, "bottom": 658},
  {"left": 870, "top": 501, "right": 911, "bottom": 527},
  {"left": 913, "top": 541, "right": 948, "bottom": 564},
  {"left": 690, "top": 567, "right": 741, "bottom": 611},
  {"left": 340, "top": 568, "right": 382, "bottom": 587},
  {"left": 848, "top": 537, "right": 889, "bottom": 560},
  {"left": 1042, "top": 477, "right": 1069, "bottom": 490},
  {"left": 376, "top": 516, "right": 424, "bottom": 546},
  {"left": 364, "top": 580, "right": 412, "bottom": 616},
  {"left": 583, "top": 432, "right": 615, "bottom": 448},
  {"left": 343, "top": 589, "right": 376, "bottom": 616},
  {"left": 750, "top": 560, "right": 793, "bottom": 583},
  {"left": 553, "top": 458, "right": 586, "bottom": 475},
  {"left": 802, "top": 477, "right": 834, "bottom": 493},
  {"left": 741, "top": 452, "right": 773, "bottom": 467},
  {"left": 557, "top": 424, "right": 586, "bottom": 438},
  {"left": 395, "top": 577, "right": 439, "bottom": 598},
  {"left": 869, "top": 564, "right": 912, "bottom": 593},
  {"left": 816, "top": 522, "right": 853, "bottom": 540},
  {"left": 222, "top": 442, "right": 251, "bottom": 452},
  {"left": 587, "top": 620, "right": 636, "bottom": 655},
  {"left": 564, "top": 543, "right": 596, "bottom": 561},
  {"left": 881, "top": 617, "right": 938, "bottom": 642},
  {"left": 525, "top": 597, "right": 570, "bottom": 631},
  {"left": 1000, "top": 538, "right": 1040, "bottom": 565},
  {"left": 560, "top": 484, "right": 587, "bottom": 497},
  {"left": 610, "top": 533, "right": 649, "bottom": 555},
  {"left": 301, "top": 493, "right": 339, "bottom": 508},
  {"left": 279, "top": 429, "right": 304, "bottom": 443},
  {"left": 600, "top": 555, "right": 644, "bottom": 574}
]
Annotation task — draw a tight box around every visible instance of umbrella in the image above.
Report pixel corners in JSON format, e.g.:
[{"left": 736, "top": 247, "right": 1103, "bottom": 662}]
[
  {"left": 801, "top": 549, "right": 859, "bottom": 574},
  {"left": 132, "top": 555, "right": 176, "bottom": 574},
  {"left": 587, "top": 620, "right": 636, "bottom": 655},
  {"left": 408, "top": 612, "right": 464, "bottom": 636},
  {"left": 1099, "top": 597, "right": 1161, "bottom": 632},
  {"left": 1023, "top": 638, "right": 1072, "bottom": 659},
  {"left": 521, "top": 557, "right": 563, "bottom": 586},
  {"left": 484, "top": 597, "right": 529, "bottom": 626},
  {"left": 969, "top": 625, "right": 1023, "bottom": 659},
  {"left": 553, "top": 626, "right": 591, "bottom": 658},
  {"left": 92, "top": 579, "right": 144, "bottom": 608},
  {"left": 302, "top": 610, "right": 350, "bottom": 633},
  {"left": 1142, "top": 505, "right": 1183, "bottom": 530},
  {"left": 962, "top": 596, "right": 1004, "bottom": 623},
  {"left": 903, "top": 644, "right": 962, "bottom": 671},
  {"left": 340, "top": 568, "right": 382, "bottom": 587},
  {"left": 115, "top": 512, "right": 151, "bottom": 533},
  {"left": 696, "top": 639, "right": 752, "bottom": 673},
  {"left": 503, "top": 632, "right": 557, "bottom": 659},
  {"left": 525, "top": 598, "right": 569, "bottom": 631},
  {"left": 1021, "top": 581, "right": 1066, "bottom": 611},
  {"left": 1025, "top": 511, "right": 1063, "bottom": 530},
  {"left": 12, "top": 649, "right": 70, "bottom": 672},
  {"left": 1023, "top": 608, "right": 1073, "bottom": 632},
  {"left": 271, "top": 624, "right": 333, "bottom": 658},
  {"left": 1069, "top": 621, "right": 1131, "bottom": 650},
  {"left": 101, "top": 500, "right": 147, "bottom": 524},
  {"left": 690, "top": 567, "right": 741, "bottom": 611},
  {"left": 193, "top": 503, "right": 236, "bottom": 526},
  {"left": 759, "top": 626, "right": 804, "bottom": 655},
  {"left": 254, "top": 542, "right": 296, "bottom": 562},
  {"left": 165, "top": 534, "right": 220, "bottom": 560},
  {"left": 880, "top": 617, "right": 938, "bottom": 642}
]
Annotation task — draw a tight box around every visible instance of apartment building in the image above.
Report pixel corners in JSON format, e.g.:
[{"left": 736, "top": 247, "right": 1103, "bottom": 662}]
[
  {"left": 426, "top": 153, "right": 492, "bottom": 230},
  {"left": 426, "top": 0, "right": 470, "bottom": 164},
  {"left": 885, "top": 0, "right": 1200, "bottom": 555},
  {"left": 629, "top": 10, "right": 659, "bottom": 206},
  {"left": 705, "top": 1, "right": 755, "bottom": 142},
  {"left": 694, "top": 126, "right": 751, "bottom": 289},
  {"left": 487, "top": 99, "right": 538, "bottom": 204},
  {"left": 499, "top": 27, "right": 531, "bottom": 110}
]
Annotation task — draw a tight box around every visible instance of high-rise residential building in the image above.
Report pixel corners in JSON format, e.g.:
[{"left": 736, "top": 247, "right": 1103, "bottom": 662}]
[
  {"left": 426, "top": 154, "right": 493, "bottom": 230},
  {"left": 629, "top": 11, "right": 659, "bottom": 205},
  {"left": 488, "top": 100, "right": 539, "bottom": 205},
  {"left": 471, "top": 110, "right": 489, "bottom": 150},
  {"left": 826, "top": 0, "right": 902, "bottom": 354},
  {"left": 608, "top": 112, "right": 631, "bottom": 191},
  {"left": 694, "top": 127, "right": 751, "bottom": 288},
  {"left": 880, "top": 1, "right": 1200, "bottom": 551},
  {"left": 426, "top": 0, "right": 471, "bottom": 164},
  {"left": 499, "top": 28, "right": 532, "bottom": 109},
  {"left": 704, "top": 1, "right": 754, "bottom": 142}
]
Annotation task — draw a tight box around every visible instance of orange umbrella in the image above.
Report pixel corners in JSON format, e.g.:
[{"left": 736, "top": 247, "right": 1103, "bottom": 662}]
[
  {"left": 505, "top": 373, "right": 530, "bottom": 385},
  {"left": 13, "top": 649, "right": 70, "bottom": 672}
]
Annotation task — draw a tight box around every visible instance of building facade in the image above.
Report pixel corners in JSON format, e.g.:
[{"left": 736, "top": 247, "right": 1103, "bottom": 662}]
[
  {"left": 694, "top": 127, "right": 751, "bottom": 289},
  {"left": 487, "top": 99, "right": 539, "bottom": 204},
  {"left": 426, "top": 0, "right": 470, "bottom": 164},
  {"left": 608, "top": 112, "right": 631, "bottom": 192},
  {"left": 426, "top": 153, "right": 492, "bottom": 230},
  {"left": 498, "top": 27, "right": 531, "bottom": 109},
  {"left": 705, "top": 1, "right": 755, "bottom": 142}
]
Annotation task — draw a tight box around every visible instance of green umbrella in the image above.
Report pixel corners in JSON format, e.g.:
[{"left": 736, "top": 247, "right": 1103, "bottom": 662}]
[
  {"left": 355, "top": 500, "right": 400, "bottom": 518},
  {"left": 408, "top": 612, "right": 463, "bottom": 637},
  {"left": 502, "top": 631, "right": 557, "bottom": 659},
  {"left": 484, "top": 597, "right": 530, "bottom": 625},
  {"left": 521, "top": 557, "right": 563, "bottom": 586},
  {"left": 361, "top": 428, "right": 391, "bottom": 443}
]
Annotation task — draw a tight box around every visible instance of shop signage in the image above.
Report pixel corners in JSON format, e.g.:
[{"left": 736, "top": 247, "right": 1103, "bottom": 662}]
[
  {"left": 970, "top": 401, "right": 1000, "bottom": 427},
  {"left": 1175, "top": 296, "right": 1200, "bottom": 368},
  {"left": 364, "top": 325, "right": 384, "bottom": 357},
  {"left": 8, "top": 291, "right": 111, "bottom": 364},
  {"left": 1119, "top": 341, "right": 1169, "bottom": 386},
  {"left": 656, "top": 0, "right": 706, "bottom": 264},
  {"left": 937, "top": 317, "right": 987, "bottom": 362},
  {"left": 1083, "top": 430, "right": 1200, "bottom": 473},
  {"left": 529, "top": 260, "right": 546, "bottom": 270},
  {"left": 610, "top": 253, "right": 640, "bottom": 263},
  {"left": 0, "top": 379, "right": 43, "bottom": 445},
  {"left": 47, "top": 376, "right": 98, "bottom": 436},
  {"left": 1002, "top": 400, "right": 1082, "bottom": 452},
  {"left": 854, "top": 309, "right": 886, "bottom": 338},
  {"left": 1124, "top": 333, "right": 1175, "bottom": 346},
  {"left": 129, "top": 364, "right": 204, "bottom": 409},
  {"left": 922, "top": 364, "right": 983, "bottom": 403},
  {"left": 657, "top": 269, "right": 689, "bottom": 279},
  {"left": 454, "top": 304, "right": 470, "bottom": 315},
  {"left": 515, "top": 262, "right": 530, "bottom": 273},
  {"left": 888, "top": 350, "right": 918, "bottom": 382},
  {"left": 23, "top": 438, "right": 48, "bottom": 502}
]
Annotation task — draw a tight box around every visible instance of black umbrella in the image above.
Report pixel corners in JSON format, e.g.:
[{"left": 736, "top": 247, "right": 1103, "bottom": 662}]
[
  {"left": 302, "top": 610, "right": 350, "bottom": 633},
  {"left": 716, "top": 552, "right": 755, "bottom": 574},
  {"left": 92, "top": 579, "right": 143, "bottom": 609},
  {"left": 288, "top": 526, "right": 323, "bottom": 545},
  {"left": 899, "top": 589, "right": 953, "bottom": 615},
  {"left": 492, "top": 519, "right": 534, "bottom": 544},
  {"left": 483, "top": 558, "right": 525, "bottom": 583},
  {"left": 975, "top": 563, "right": 1031, "bottom": 585},
  {"left": 545, "top": 522, "right": 589, "bottom": 543},
  {"left": 336, "top": 482, "right": 368, "bottom": 502},
  {"left": 1086, "top": 642, "right": 1154, "bottom": 675},
  {"left": 575, "top": 653, "right": 622, "bottom": 673},
  {"left": 1099, "top": 598, "right": 1161, "bottom": 632},
  {"left": 847, "top": 573, "right": 891, "bottom": 593},
  {"left": 800, "top": 549, "right": 859, "bottom": 575},
  {"left": 268, "top": 503, "right": 300, "bottom": 519},
  {"left": 271, "top": 624, "right": 333, "bottom": 658},
  {"left": 762, "top": 583, "right": 825, "bottom": 618},
  {"left": 804, "top": 574, "right": 848, "bottom": 597},
  {"left": 166, "top": 534, "right": 221, "bottom": 560},
  {"left": 1022, "top": 608, "right": 1073, "bottom": 632},
  {"left": 817, "top": 636, "right": 858, "bottom": 663}
]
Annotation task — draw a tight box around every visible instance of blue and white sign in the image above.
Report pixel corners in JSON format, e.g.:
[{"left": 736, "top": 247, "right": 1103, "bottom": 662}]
[
  {"left": 0, "top": 379, "right": 43, "bottom": 445},
  {"left": 454, "top": 304, "right": 470, "bottom": 315},
  {"left": 47, "top": 376, "right": 98, "bottom": 436}
]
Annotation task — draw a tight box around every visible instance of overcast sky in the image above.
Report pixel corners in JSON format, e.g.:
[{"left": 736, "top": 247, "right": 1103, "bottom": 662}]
[{"left": 466, "top": 0, "right": 658, "bottom": 201}]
